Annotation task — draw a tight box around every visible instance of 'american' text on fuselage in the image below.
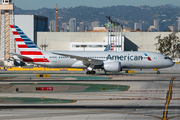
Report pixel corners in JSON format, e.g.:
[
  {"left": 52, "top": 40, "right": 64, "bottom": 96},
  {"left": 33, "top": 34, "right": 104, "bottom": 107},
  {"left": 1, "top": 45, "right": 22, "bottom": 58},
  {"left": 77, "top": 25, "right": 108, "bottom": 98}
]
[{"left": 106, "top": 54, "right": 144, "bottom": 61}]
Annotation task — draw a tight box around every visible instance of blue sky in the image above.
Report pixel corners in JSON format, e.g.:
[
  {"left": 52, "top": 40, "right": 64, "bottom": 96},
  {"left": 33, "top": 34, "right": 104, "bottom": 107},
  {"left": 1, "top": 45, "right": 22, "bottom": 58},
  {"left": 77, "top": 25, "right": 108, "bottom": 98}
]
[{"left": 12, "top": 0, "right": 180, "bottom": 10}]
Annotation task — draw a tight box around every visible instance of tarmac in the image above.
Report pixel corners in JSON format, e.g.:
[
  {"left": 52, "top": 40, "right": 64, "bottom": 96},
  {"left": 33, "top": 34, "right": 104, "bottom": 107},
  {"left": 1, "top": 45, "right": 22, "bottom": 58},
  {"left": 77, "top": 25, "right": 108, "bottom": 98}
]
[{"left": 0, "top": 65, "right": 179, "bottom": 120}]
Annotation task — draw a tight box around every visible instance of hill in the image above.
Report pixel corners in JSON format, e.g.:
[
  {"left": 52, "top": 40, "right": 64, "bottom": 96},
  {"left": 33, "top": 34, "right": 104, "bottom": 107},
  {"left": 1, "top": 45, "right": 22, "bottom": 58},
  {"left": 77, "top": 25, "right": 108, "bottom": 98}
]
[{"left": 14, "top": 5, "right": 180, "bottom": 31}]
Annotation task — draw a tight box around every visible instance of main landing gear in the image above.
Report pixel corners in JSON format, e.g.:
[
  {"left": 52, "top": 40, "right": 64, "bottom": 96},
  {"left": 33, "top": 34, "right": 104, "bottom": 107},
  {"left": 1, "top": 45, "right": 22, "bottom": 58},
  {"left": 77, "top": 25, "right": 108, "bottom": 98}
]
[
  {"left": 157, "top": 71, "right": 160, "bottom": 74},
  {"left": 86, "top": 64, "right": 96, "bottom": 75},
  {"left": 86, "top": 71, "right": 96, "bottom": 75}
]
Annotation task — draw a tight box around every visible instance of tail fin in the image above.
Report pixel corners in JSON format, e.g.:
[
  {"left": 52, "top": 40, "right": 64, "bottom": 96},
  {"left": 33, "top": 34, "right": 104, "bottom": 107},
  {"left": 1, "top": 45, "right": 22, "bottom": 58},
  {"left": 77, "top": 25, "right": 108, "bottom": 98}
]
[
  {"left": 10, "top": 25, "right": 50, "bottom": 63},
  {"left": 110, "top": 43, "right": 114, "bottom": 51},
  {"left": 104, "top": 43, "right": 114, "bottom": 51},
  {"left": 10, "top": 25, "right": 44, "bottom": 56}
]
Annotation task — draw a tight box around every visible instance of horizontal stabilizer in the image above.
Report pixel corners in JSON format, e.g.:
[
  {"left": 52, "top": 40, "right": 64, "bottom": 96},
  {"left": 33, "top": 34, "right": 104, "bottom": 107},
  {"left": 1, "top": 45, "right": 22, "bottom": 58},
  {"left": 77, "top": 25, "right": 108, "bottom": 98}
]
[{"left": 10, "top": 53, "right": 32, "bottom": 59}]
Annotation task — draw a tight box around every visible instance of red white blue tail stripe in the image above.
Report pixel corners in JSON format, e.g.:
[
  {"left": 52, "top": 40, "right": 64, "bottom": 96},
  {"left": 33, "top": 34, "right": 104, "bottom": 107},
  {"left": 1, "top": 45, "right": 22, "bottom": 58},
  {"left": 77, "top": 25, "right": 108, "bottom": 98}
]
[
  {"left": 10, "top": 25, "right": 40, "bottom": 51},
  {"left": 10, "top": 25, "right": 50, "bottom": 63}
]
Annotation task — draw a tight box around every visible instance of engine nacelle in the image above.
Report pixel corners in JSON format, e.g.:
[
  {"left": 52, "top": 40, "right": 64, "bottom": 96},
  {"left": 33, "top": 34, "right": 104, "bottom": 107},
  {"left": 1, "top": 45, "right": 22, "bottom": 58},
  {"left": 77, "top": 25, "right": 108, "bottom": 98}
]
[{"left": 103, "top": 61, "right": 121, "bottom": 72}]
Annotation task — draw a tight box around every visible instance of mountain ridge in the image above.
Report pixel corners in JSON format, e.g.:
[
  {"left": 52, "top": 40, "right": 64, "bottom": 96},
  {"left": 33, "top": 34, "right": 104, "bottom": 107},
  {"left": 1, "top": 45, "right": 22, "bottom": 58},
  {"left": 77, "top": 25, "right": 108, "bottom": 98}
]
[{"left": 14, "top": 5, "right": 180, "bottom": 31}]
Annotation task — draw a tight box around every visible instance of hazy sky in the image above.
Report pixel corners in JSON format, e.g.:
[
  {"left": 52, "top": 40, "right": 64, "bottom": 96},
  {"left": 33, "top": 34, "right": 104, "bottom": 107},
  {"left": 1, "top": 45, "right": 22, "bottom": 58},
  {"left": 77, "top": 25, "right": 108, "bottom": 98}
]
[{"left": 12, "top": 0, "right": 180, "bottom": 10}]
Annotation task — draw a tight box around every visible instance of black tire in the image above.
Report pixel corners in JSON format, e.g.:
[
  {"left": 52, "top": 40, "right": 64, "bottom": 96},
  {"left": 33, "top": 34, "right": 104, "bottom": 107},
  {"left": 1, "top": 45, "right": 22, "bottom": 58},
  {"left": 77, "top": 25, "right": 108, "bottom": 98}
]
[
  {"left": 86, "top": 71, "right": 90, "bottom": 75},
  {"left": 91, "top": 71, "right": 96, "bottom": 75},
  {"left": 90, "top": 71, "right": 95, "bottom": 75},
  {"left": 157, "top": 71, "right": 160, "bottom": 74},
  {"left": 104, "top": 70, "right": 107, "bottom": 75}
]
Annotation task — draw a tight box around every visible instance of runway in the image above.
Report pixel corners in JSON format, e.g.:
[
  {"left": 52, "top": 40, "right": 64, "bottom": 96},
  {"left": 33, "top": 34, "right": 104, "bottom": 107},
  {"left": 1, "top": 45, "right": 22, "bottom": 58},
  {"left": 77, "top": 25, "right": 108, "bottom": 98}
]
[{"left": 0, "top": 71, "right": 179, "bottom": 120}]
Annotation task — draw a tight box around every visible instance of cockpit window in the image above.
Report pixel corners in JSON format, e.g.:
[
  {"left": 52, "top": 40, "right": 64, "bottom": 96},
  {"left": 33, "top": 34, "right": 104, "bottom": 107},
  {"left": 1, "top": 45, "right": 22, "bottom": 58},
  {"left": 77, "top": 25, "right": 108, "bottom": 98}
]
[{"left": 164, "top": 57, "right": 170, "bottom": 59}]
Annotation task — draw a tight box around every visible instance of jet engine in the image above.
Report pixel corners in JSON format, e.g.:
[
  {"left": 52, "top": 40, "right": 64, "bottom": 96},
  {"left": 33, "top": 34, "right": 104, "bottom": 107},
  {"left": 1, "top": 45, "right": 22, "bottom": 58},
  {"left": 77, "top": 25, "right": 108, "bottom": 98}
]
[{"left": 103, "top": 61, "right": 121, "bottom": 72}]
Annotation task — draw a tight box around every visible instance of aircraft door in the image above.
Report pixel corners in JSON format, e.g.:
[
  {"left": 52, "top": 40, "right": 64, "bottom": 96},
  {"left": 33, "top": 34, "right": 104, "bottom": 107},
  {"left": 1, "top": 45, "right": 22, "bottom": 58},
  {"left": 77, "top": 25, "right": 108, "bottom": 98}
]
[
  {"left": 153, "top": 56, "right": 158, "bottom": 62},
  {"left": 43, "top": 56, "right": 48, "bottom": 66}
]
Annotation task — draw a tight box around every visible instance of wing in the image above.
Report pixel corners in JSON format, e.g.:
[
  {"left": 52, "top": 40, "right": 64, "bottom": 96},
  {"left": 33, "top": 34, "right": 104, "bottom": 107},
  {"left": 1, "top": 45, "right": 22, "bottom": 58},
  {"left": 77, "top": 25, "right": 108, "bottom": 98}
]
[{"left": 52, "top": 52, "right": 103, "bottom": 65}]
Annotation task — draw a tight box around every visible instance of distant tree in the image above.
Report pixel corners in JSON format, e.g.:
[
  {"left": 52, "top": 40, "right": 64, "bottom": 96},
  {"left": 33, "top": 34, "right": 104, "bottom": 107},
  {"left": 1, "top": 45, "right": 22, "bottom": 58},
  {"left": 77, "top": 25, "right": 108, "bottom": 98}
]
[
  {"left": 155, "top": 32, "right": 180, "bottom": 59},
  {"left": 136, "top": 29, "right": 140, "bottom": 31}
]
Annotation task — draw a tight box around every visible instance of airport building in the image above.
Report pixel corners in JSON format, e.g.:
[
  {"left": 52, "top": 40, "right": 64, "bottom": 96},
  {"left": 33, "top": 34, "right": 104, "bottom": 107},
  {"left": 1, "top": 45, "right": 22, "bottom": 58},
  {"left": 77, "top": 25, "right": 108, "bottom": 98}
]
[
  {"left": 13, "top": 15, "right": 48, "bottom": 56},
  {"left": 15, "top": 15, "right": 48, "bottom": 44},
  {"left": 35, "top": 31, "right": 180, "bottom": 53}
]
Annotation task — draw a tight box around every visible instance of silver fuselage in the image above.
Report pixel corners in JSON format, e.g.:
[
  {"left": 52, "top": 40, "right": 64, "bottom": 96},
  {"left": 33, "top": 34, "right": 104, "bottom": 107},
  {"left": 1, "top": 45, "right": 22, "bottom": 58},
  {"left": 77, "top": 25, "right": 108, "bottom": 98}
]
[{"left": 28, "top": 51, "right": 174, "bottom": 69}]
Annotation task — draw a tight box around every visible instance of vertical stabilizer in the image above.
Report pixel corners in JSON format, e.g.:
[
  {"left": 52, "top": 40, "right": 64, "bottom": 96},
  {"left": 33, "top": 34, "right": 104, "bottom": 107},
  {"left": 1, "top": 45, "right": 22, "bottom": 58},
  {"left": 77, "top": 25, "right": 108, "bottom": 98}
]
[
  {"left": 10, "top": 25, "right": 42, "bottom": 54},
  {"left": 10, "top": 25, "right": 50, "bottom": 63}
]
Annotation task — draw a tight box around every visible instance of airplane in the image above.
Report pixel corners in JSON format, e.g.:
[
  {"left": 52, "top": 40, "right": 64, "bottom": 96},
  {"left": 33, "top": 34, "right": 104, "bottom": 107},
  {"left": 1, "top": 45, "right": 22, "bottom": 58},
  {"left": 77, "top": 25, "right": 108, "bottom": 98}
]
[{"left": 10, "top": 25, "right": 174, "bottom": 75}]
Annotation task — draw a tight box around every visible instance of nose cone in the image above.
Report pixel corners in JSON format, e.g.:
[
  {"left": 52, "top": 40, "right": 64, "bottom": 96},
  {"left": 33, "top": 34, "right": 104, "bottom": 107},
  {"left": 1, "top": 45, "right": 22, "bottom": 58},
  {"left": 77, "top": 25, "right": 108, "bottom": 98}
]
[{"left": 168, "top": 60, "right": 174, "bottom": 67}]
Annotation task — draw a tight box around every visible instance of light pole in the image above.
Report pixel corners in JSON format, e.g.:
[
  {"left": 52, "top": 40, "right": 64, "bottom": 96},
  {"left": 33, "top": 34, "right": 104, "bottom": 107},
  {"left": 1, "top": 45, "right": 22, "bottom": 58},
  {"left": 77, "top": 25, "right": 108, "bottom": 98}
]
[
  {"left": 120, "top": 24, "right": 123, "bottom": 51},
  {"left": 106, "top": 16, "right": 123, "bottom": 51},
  {"left": 114, "top": 22, "right": 118, "bottom": 51},
  {"left": 106, "top": 16, "right": 111, "bottom": 45},
  {"left": 112, "top": 22, "right": 115, "bottom": 51}
]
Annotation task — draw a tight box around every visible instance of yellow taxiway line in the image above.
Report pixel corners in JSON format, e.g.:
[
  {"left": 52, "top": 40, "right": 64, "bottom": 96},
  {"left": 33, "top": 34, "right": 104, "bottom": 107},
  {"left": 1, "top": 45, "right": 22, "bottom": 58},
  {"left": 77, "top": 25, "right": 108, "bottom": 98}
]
[{"left": 162, "top": 78, "right": 174, "bottom": 120}]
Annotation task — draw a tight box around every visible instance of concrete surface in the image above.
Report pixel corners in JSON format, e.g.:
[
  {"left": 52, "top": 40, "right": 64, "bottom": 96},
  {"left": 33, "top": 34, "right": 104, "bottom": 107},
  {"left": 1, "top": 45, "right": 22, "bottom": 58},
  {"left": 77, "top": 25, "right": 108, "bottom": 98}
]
[{"left": 0, "top": 70, "right": 179, "bottom": 120}]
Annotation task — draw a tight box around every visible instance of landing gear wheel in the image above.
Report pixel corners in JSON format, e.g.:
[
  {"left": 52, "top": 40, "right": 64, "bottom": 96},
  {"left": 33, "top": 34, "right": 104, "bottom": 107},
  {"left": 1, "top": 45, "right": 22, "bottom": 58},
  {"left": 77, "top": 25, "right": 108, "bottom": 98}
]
[
  {"left": 86, "top": 71, "right": 96, "bottom": 75},
  {"left": 86, "top": 71, "right": 91, "bottom": 75},
  {"left": 157, "top": 71, "right": 160, "bottom": 75},
  {"left": 91, "top": 71, "right": 96, "bottom": 75}
]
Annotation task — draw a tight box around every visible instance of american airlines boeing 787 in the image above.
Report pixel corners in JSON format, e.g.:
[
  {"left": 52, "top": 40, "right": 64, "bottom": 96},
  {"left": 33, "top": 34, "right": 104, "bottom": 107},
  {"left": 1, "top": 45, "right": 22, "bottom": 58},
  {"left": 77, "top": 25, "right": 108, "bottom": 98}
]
[{"left": 10, "top": 25, "right": 174, "bottom": 74}]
